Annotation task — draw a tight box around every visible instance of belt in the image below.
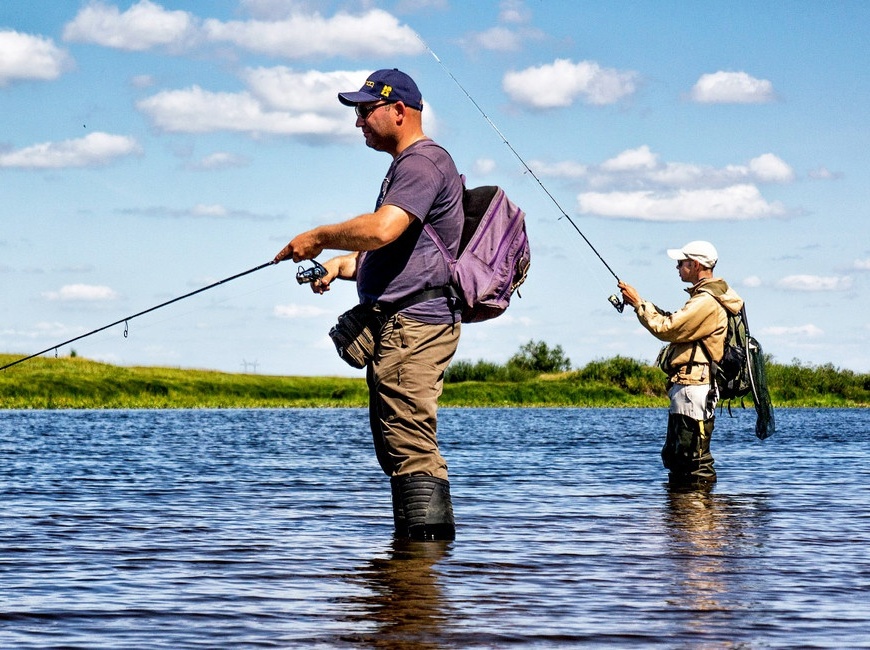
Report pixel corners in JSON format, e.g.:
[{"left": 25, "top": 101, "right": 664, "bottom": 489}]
[{"left": 375, "top": 285, "right": 461, "bottom": 316}]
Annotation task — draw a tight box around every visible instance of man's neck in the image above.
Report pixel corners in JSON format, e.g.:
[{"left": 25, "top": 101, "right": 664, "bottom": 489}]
[{"left": 392, "top": 130, "right": 428, "bottom": 157}]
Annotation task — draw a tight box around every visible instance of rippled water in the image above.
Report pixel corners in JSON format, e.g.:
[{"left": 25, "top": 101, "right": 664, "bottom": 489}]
[{"left": 1, "top": 407, "right": 868, "bottom": 648}]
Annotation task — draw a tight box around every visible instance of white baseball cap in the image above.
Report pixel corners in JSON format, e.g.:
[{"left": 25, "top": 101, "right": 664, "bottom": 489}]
[{"left": 667, "top": 240, "right": 718, "bottom": 268}]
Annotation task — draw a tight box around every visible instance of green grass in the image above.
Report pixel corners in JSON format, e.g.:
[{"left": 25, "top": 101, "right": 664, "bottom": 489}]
[
  {"left": 0, "top": 353, "right": 867, "bottom": 409},
  {"left": 0, "top": 354, "right": 369, "bottom": 409}
]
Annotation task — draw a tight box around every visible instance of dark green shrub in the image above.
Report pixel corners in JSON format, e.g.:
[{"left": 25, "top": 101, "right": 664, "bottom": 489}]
[{"left": 507, "top": 340, "right": 572, "bottom": 373}]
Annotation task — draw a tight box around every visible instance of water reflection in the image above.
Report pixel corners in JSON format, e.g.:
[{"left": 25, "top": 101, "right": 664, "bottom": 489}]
[
  {"left": 662, "top": 483, "right": 771, "bottom": 639},
  {"left": 344, "top": 538, "right": 452, "bottom": 649},
  {"left": 664, "top": 485, "right": 727, "bottom": 616}
]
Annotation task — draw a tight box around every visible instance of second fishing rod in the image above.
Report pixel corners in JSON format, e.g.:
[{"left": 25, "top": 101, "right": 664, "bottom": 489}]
[{"left": 418, "top": 36, "right": 626, "bottom": 313}]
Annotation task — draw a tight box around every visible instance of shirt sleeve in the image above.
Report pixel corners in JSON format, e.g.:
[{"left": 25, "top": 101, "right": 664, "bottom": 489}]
[{"left": 635, "top": 292, "right": 720, "bottom": 343}]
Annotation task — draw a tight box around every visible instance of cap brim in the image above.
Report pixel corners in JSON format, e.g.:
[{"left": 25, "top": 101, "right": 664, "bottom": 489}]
[
  {"left": 338, "top": 91, "right": 381, "bottom": 106},
  {"left": 666, "top": 248, "right": 687, "bottom": 260}
]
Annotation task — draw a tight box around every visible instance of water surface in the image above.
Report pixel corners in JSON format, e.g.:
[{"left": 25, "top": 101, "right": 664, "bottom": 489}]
[{"left": 1, "top": 408, "right": 868, "bottom": 648}]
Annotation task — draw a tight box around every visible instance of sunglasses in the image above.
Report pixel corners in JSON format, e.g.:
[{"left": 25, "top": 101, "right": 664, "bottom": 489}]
[{"left": 355, "top": 101, "right": 393, "bottom": 120}]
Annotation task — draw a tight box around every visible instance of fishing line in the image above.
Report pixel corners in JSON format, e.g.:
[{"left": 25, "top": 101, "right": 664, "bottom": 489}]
[
  {"left": 106, "top": 274, "right": 293, "bottom": 337},
  {"left": 417, "top": 36, "right": 625, "bottom": 310},
  {"left": 0, "top": 260, "right": 278, "bottom": 372}
]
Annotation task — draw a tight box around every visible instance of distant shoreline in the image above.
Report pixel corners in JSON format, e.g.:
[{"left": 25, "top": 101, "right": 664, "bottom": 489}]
[{"left": 1, "top": 354, "right": 866, "bottom": 409}]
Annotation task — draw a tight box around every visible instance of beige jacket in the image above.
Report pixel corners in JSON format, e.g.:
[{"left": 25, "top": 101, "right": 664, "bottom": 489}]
[{"left": 634, "top": 278, "right": 744, "bottom": 385}]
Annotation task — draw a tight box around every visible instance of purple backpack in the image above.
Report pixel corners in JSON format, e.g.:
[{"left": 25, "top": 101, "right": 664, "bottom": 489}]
[{"left": 425, "top": 183, "right": 531, "bottom": 323}]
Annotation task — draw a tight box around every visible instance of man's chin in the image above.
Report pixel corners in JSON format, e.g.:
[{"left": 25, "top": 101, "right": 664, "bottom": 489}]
[{"left": 364, "top": 137, "right": 385, "bottom": 152}]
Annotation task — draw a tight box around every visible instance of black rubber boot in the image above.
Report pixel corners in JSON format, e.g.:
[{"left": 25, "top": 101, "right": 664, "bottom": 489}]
[{"left": 390, "top": 475, "right": 455, "bottom": 541}]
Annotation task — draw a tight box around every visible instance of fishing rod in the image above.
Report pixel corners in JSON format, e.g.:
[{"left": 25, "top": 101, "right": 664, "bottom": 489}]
[
  {"left": 0, "top": 259, "right": 327, "bottom": 372},
  {"left": 417, "top": 36, "right": 625, "bottom": 312}
]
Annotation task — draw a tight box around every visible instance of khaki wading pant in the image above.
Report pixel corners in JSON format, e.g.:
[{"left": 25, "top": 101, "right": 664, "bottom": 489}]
[{"left": 367, "top": 313, "right": 460, "bottom": 480}]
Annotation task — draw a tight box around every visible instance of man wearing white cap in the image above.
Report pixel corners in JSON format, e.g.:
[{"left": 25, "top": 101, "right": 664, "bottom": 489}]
[{"left": 618, "top": 241, "right": 744, "bottom": 486}]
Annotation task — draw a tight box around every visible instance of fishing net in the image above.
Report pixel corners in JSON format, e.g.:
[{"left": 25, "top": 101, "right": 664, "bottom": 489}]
[{"left": 747, "top": 336, "right": 775, "bottom": 440}]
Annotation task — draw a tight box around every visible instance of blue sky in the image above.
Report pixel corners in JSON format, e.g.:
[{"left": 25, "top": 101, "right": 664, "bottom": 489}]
[{"left": 2, "top": 0, "right": 868, "bottom": 376}]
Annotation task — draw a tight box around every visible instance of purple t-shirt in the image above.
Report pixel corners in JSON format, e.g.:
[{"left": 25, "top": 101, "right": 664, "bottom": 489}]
[{"left": 356, "top": 139, "right": 464, "bottom": 324}]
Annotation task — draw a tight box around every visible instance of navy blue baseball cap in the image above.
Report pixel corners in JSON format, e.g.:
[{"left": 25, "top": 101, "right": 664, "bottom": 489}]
[{"left": 338, "top": 69, "right": 423, "bottom": 111}]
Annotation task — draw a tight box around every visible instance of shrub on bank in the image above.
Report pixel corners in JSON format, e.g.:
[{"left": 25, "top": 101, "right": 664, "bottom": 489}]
[{"left": 1, "top": 347, "right": 867, "bottom": 408}]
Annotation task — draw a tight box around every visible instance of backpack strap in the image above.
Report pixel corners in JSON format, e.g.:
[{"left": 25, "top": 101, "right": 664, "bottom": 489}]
[
  {"left": 696, "top": 292, "right": 729, "bottom": 365},
  {"left": 383, "top": 140, "right": 462, "bottom": 318},
  {"left": 375, "top": 285, "right": 460, "bottom": 316},
  {"left": 697, "top": 338, "right": 718, "bottom": 389},
  {"left": 697, "top": 338, "right": 715, "bottom": 364},
  {"left": 424, "top": 222, "right": 453, "bottom": 263}
]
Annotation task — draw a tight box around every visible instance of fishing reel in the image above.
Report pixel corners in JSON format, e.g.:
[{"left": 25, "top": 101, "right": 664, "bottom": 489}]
[
  {"left": 296, "top": 260, "right": 328, "bottom": 285},
  {"left": 608, "top": 294, "right": 624, "bottom": 313}
]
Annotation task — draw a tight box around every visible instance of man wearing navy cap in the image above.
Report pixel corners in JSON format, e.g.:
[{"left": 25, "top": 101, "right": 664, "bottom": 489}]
[{"left": 274, "top": 69, "right": 464, "bottom": 540}]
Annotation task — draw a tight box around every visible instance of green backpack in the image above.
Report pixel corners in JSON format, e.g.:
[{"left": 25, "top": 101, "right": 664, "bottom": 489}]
[{"left": 699, "top": 304, "right": 775, "bottom": 440}]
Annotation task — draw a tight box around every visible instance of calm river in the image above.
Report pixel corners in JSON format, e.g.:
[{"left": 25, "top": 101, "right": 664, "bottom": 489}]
[{"left": 1, "top": 407, "right": 868, "bottom": 648}]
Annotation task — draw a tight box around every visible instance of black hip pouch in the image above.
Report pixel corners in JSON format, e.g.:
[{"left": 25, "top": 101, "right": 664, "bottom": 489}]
[{"left": 328, "top": 304, "right": 385, "bottom": 369}]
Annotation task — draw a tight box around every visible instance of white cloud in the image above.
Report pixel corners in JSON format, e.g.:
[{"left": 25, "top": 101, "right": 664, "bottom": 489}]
[
  {"left": 191, "top": 204, "right": 228, "bottom": 218},
  {"left": 529, "top": 147, "right": 796, "bottom": 222},
  {"left": 63, "top": 3, "right": 424, "bottom": 59},
  {"left": 690, "top": 71, "right": 774, "bottom": 104},
  {"left": 776, "top": 275, "right": 853, "bottom": 291},
  {"left": 529, "top": 159, "right": 588, "bottom": 178},
  {"left": 742, "top": 275, "right": 763, "bottom": 288},
  {"left": 125, "top": 204, "right": 281, "bottom": 222},
  {"left": 137, "top": 85, "right": 352, "bottom": 138},
  {"left": 239, "top": 0, "right": 311, "bottom": 19},
  {"left": 136, "top": 66, "right": 428, "bottom": 140},
  {"left": 808, "top": 165, "right": 843, "bottom": 180},
  {"left": 854, "top": 259, "right": 870, "bottom": 271},
  {"left": 503, "top": 58, "right": 637, "bottom": 108},
  {"left": 600, "top": 145, "right": 658, "bottom": 172},
  {"left": 748, "top": 153, "right": 795, "bottom": 183},
  {"left": 63, "top": 0, "right": 199, "bottom": 52},
  {"left": 499, "top": 0, "right": 532, "bottom": 24},
  {"left": 188, "top": 152, "right": 249, "bottom": 170},
  {"left": 645, "top": 152, "right": 793, "bottom": 188},
  {"left": 461, "top": 1, "right": 541, "bottom": 53},
  {"left": 0, "top": 132, "right": 141, "bottom": 169},
  {"left": 202, "top": 9, "right": 423, "bottom": 58},
  {"left": 761, "top": 324, "right": 824, "bottom": 338},
  {"left": 0, "top": 30, "right": 73, "bottom": 85},
  {"left": 1, "top": 321, "right": 83, "bottom": 340},
  {"left": 466, "top": 26, "right": 523, "bottom": 52},
  {"left": 473, "top": 158, "right": 497, "bottom": 175},
  {"left": 541, "top": 146, "right": 794, "bottom": 190},
  {"left": 43, "top": 284, "right": 119, "bottom": 302},
  {"left": 274, "top": 304, "right": 329, "bottom": 319},
  {"left": 131, "top": 74, "right": 157, "bottom": 88},
  {"left": 395, "top": 0, "right": 448, "bottom": 12},
  {"left": 577, "top": 184, "right": 786, "bottom": 221},
  {"left": 243, "top": 67, "right": 365, "bottom": 112}
]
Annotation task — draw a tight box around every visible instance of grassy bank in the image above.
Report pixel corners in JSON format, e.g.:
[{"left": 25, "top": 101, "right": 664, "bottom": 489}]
[
  {"left": 0, "top": 354, "right": 369, "bottom": 409},
  {"left": 1, "top": 353, "right": 867, "bottom": 409}
]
